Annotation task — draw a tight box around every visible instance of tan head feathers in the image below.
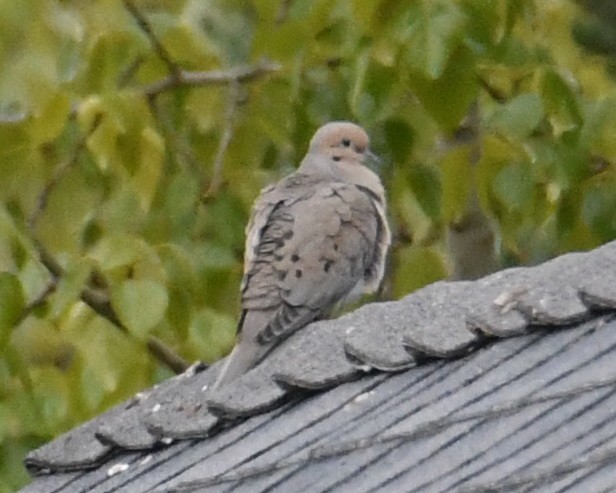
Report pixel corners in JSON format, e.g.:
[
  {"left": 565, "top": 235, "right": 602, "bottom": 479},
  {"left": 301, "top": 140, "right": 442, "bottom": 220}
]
[{"left": 309, "top": 121, "right": 370, "bottom": 151}]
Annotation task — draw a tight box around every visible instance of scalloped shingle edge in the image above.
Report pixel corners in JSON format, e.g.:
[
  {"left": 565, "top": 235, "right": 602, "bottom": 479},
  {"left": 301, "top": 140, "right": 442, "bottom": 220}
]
[{"left": 24, "top": 241, "right": 616, "bottom": 475}]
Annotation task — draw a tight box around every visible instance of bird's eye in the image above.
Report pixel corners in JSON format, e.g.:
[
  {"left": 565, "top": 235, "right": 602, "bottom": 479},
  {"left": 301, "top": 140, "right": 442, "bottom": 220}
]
[{"left": 342, "top": 138, "right": 351, "bottom": 147}]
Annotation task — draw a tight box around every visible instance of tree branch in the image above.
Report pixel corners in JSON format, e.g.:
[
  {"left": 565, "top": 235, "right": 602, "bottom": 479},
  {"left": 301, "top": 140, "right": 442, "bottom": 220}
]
[
  {"left": 143, "top": 60, "right": 281, "bottom": 98},
  {"left": 148, "top": 96, "right": 203, "bottom": 176},
  {"left": 30, "top": 237, "right": 190, "bottom": 373},
  {"left": 477, "top": 75, "right": 507, "bottom": 103},
  {"left": 28, "top": 114, "right": 102, "bottom": 232},
  {"left": 201, "top": 81, "right": 242, "bottom": 201},
  {"left": 16, "top": 281, "right": 57, "bottom": 325},
  {"left": 121, "top": 0, "right": 280, "bottom": 98},
  {"left": 122, "top": 0, "right": 180, "bottom": 78},
  {"left": 117, "top": 55, "right": 145, "bottom": 88},
  {"left": 275, "top": 0, "right": 294, "bottom": 25},
  {"left": 147, "top": 336, "right": 191, "bottom": 375}
]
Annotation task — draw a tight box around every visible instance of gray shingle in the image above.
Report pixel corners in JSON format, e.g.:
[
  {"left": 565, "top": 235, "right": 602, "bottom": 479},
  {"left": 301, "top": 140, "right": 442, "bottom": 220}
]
[
  {"left": 342, "top": 301, "right": 418, "bottom": 371},
  {"left": 141, "top": 362, "right": 220, "bottom": 439}
]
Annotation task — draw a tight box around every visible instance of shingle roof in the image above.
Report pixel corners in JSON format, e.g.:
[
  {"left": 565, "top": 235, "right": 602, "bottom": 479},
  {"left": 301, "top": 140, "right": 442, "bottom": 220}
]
[{"left": 21, "top": 241, "right": 616, "bottom": 492}]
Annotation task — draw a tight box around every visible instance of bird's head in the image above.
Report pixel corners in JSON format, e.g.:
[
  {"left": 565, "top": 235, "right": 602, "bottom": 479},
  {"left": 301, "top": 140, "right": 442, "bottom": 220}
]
[
  {"left": 298, "top": 121, "right": 384, "bottom": 198},
  {"left": 308, "top": 121, "right": 379, "bottom": 167}
]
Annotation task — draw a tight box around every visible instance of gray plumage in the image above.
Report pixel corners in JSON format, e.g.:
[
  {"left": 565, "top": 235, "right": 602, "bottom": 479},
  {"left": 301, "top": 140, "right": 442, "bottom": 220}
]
[{"left": 212, "top": 122, "right": 391, "bottom": 389}]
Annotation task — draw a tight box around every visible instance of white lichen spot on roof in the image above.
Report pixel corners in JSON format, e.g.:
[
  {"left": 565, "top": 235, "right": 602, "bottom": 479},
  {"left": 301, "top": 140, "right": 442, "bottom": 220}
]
[
  {"left": 494, "top": 288, "right": 527, "bottom": 313},
  {"left": 353, "top": 390, "right": 374, "bottom": 403},
  {"left": 107, "top": 463, "right": 129, "bottom": 477},
  {"left": 342, "top": 390, "right": 375, "bottom": 412},
  {"left": 140, "top": 454, "right": 153, "bottom": 466}
]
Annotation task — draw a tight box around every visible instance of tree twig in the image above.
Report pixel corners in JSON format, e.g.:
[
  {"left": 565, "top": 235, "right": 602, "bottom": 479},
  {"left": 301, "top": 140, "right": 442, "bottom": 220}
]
[
  {"left": 121, "top": 0, "right": 280, "bottom": 100},
  {"left": 122, "top": 0, "right": 180, "bottom": 78},
  {"left": 201, "top": 81, "right": 242, "bottom": 200},
  {"left": 31, "top": 237, "right": 190, "bottom": 373},
  {"left": 147, "top": 336, "right": 191, "bottom": 374},
  {"left": 275, "top": 0, "right": 294, "bottom": 24},
  {"left": 148, "top": 96, "right": 203, "bottom": 176},
  {"left": 143, "top": 60, "right": 281, "bottom": 98},
  {"left": 477, "top": 75, "right": 507, "bottom": 103},
  {"left": 16, "top": 281, "right": 57, "bottom": 325},
  {"left": 28, "top": 114, "right": 102, "bottom": 232},
  {"left": 117, "top": 55, "right": 145, "bottom": 88}
]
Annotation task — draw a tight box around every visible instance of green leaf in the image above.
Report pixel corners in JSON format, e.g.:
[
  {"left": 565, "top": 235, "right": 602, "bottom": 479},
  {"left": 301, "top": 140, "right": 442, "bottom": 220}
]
[
  {"left": 460, "top": 0, "right": 499, "bottom": 48},
  {"left": 487, "top": 93, "right": 544, "bottom": 139},
  {"left": 76, "top": 95, "right": 105, "bottom": 133},
  {"left": 583, "top": 180, "right": 616, "bottom": 241},
  {"left": 541, "top": 69, "right": 583, "bottom": 137},
  {"left": 383, "top": 118, "right": 415, "bottom": 164},
  {"left": 133, "top": 127, "right": 164, "bottom": 212},
  {"left": 158, "top": 244, "right": 197, "bottom": 338},
  {"left": 29, "top": 92, "right": 70, "bottom": 145},
  {"left": 9, "top": 317, "right": 73, "bottom": 369},
  {"left": 30, "top": 367, "right": 70, "bottom": 432},
  {"left": 352, "top": 0, "right": 408, "bottom": 33},
  {"left": 48, "top": 259, "right": 93, "bottom": 319},
  {"left": 157, "top": 244, "right": 197, "bottom": 293},
  {"left": 36, "top": 165, "right": 103, "bottom": 254},
  {"left": 493, "top": 162, "right": 534, "bottom": 212},
  {"left": 0, "top": 273, "right": 25, "bottom": 349},
  {"left": 73, "top": 316, "right": 148, "bottom": 411},
  {"left": 440, "top": 146, "right": 472, "bottom": 223},
  {"left": 111, "top": 280, "right": 168, "bottom": 339},
  {"left": 187, "top": 0, "right": 255, "bottom": 64},
  {"left": 350, "top": 50, "right": 370, "bottom": 116},
  {"left": 0, "top": 118, "right": 30, "bottom": 157},
  {"left": 79, "top": 32, "right": 136, "bottom": 93},
  {"left": 407, "top": 44, "right": 478, "bottom": 131},
  {"left": 580, "top": 98, "right": 616, "bottom": 158},
  {"left": 187, "top": 308, "right": 236, "bottom": 363},
  {"left": 85, "top": 114, "right": 121, "bottom": 172},
  {"left": 393, "top": 246, "right": 448, "bottom": 297},
  {"left": 403, "top": 0, "right": 466, "bottom": 79},
  {"left": 253, "top": 20, "right": 309, "bottom": 60},
  {"left": 408, "top": 163, "right": 441, "bottom": 221},
  {"left": 194, "top": 242, "right": 237, "bottom": 270},
  {"left": 18, "top": 258, "right": 49, "bottom": 306},
  {"left": 160, "top": 19, "right": 217, "bottom": 67},
  {"left": 95, "top": 184, "right": 144, "bottom": 234},
  {"left": 0, "top": 438, "right": 33, "bottom": 490},
  {"left": 89, "top": 233, "right": 145, "bottom": 271},
  {"left": 198, "top": 193, "right": 246, "bottom": 250}
]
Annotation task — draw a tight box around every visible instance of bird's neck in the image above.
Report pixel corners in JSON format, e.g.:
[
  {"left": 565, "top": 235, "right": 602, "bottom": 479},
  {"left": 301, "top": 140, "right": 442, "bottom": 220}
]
[
  {"left": 296, "top": 152, "right": 335, "bottom": 178},
  {"left": 297, "top": 153, "right": 385, "bottom": 202}
]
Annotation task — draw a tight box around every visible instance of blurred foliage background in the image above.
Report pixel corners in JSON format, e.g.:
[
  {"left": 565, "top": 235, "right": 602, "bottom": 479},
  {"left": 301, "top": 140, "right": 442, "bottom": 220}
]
[{"left": 0, "top": 0, "right": 615, "bottom": 489}]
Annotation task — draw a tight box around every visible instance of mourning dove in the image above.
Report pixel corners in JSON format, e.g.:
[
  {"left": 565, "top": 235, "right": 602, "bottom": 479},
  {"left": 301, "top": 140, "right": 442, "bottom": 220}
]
[{"left": 212, "top": 122, "right": 391, "bottom": 388}]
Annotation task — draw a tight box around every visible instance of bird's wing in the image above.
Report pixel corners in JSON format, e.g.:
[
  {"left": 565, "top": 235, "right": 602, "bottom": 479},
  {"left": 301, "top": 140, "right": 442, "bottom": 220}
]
[{"left": 241, "top": 177, "right": 382, "bottom": 344}]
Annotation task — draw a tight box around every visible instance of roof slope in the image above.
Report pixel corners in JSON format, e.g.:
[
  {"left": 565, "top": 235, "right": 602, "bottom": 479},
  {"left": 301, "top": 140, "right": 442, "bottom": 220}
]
[{"left": 21, "top": 241, "right": 616, "bottom": 492}]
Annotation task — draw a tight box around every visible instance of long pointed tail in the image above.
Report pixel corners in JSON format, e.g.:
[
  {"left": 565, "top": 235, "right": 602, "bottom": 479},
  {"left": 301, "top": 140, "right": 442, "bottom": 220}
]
[{"left": 211, "top": 310, "right": 275, "bottom": 389}]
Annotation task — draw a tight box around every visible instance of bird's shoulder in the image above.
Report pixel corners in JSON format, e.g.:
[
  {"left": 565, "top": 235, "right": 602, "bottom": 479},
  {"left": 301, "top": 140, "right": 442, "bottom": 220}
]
[
  {"left": 248, "top": 173, "right": 380, "bottom": 246},
  {"left": 265, "top": 173, "right": 377, "bottom": 208}
]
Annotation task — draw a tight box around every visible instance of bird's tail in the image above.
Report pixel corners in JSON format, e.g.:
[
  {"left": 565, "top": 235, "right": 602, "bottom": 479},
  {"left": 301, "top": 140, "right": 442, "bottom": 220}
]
[{"left": 211, "top": 310, "right": 275, "bottom": 389}]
